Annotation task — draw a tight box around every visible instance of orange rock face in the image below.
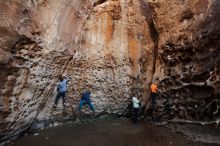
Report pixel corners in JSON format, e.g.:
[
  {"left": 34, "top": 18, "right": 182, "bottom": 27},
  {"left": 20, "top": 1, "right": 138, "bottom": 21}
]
[{"left": 0, "top": 0, "right": 219, "bottom": 143}]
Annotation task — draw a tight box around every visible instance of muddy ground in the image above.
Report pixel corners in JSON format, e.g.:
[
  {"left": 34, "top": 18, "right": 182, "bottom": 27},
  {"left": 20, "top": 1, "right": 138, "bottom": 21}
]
[{"left": 7, "top": 119, "right": 220, "bottom": 146}]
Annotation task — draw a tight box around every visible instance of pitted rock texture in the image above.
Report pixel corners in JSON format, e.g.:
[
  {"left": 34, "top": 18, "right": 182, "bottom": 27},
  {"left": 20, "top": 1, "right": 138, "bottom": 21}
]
[
  {"left": 0, "top": 0, "right": 99, "bottom": 142},
  {"left": 152, "top": 0, "right": 220, "bottom": 122},
  {"left": 0, "top": 0, "right": 219, "bottom": 144},
  {"left": 0, "top": 0, "right": 155, "bottom": 142}
]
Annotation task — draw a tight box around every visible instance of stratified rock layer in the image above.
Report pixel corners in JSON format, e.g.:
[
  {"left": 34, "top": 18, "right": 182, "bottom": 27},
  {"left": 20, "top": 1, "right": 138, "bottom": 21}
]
[{"left": 0, "top": 0, "right": 219, "bottom": 143}]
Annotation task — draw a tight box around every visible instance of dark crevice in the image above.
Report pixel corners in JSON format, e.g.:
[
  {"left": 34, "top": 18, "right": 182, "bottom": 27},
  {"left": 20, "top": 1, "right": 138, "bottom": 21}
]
[
  {"left": 148, "top": 20, "right": 159, "bottom": 75},
  {"left": 93, "top": 0, "right": 108, "bottom": 7},
  {"left": 138, "top": 0, "right": 160, "bottom": 111},
  {"left": 138, "top": 0, "right": 159, "bottom": 77}
]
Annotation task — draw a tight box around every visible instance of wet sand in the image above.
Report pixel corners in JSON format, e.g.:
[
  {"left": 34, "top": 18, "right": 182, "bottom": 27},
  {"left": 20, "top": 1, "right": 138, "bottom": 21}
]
[{"left": 8, "top": 119, "right": 219, "bottom": 146}]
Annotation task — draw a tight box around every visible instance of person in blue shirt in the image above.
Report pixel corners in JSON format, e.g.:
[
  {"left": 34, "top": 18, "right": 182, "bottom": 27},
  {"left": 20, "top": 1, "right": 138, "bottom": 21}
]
[
  {"left": 53, "top": 75, "right": 69, "bottom": 108},
  {"left": 79, "top": 90, "right": 95, "bottom": 111}
]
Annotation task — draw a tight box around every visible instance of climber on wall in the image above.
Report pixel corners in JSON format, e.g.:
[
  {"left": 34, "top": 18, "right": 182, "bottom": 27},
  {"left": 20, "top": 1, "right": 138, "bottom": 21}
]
[
  {"left": 132, "top": 94, "right": 141, "bottom": 124},
  {"left": 53, "top": 74, "right": 69, "bottom": 109},
  {"left": 78, "top": 90, "right": 95, "bottom": 112},
  {"left": 150, "top": 82, "right": 158, "bottom": 111}
]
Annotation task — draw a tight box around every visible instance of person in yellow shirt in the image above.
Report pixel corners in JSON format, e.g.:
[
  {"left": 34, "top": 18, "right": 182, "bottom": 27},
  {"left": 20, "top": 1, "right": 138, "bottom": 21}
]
[{"left": 150, "top": 82, "right": 158, "bottom": 110}]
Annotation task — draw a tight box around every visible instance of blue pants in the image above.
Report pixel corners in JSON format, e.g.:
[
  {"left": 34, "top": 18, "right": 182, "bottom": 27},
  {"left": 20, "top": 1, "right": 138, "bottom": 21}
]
[
  {"left": 79, "top": 100, "right": 94, "bottom": 111},
  {"left": 55, "top": 91, "right": 66, "bottom": 105}
]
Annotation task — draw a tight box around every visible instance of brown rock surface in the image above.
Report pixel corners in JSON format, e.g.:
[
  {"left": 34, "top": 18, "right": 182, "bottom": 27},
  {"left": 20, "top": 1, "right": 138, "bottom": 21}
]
[
  {"left": 0, "top": 0, "right": 219, "bottom": 143},
  {"left": 152, "top": 0, "right": 220, "bottom": 122}
]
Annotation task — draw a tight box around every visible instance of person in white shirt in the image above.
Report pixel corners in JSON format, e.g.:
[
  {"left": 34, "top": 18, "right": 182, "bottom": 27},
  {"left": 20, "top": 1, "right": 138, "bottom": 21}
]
[
  {"left": 53, "top": 74, "right": 69, "bottom": 109},
  {"left": 132, "top": 95, "right": 140, "bottom": 123}
]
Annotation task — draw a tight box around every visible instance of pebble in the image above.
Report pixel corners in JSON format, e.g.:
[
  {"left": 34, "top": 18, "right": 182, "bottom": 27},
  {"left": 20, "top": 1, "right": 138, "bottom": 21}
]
[{"left": 33, "top": 133, "right": 39, "bottom": 136}]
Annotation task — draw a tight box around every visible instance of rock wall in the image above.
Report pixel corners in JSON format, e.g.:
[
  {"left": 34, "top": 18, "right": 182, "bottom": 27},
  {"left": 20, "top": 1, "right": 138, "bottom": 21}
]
[
  {"left": 0, "top": 0, "right": 100, "bottom": 142},
  {"left": 152, "top": 0, "right": 220, "bottom": 122},
  {"left": 0, "top": 0, "right": 219, "bottom": 143},
  {"left": 0, "top": 0, "right": 155, "bottom": 142}
]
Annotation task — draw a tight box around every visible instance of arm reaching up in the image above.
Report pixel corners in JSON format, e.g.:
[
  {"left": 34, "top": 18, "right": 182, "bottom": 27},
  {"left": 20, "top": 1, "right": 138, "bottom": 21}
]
[{"left": 63, "top": 74, "right": 71, "bottom": 82}]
